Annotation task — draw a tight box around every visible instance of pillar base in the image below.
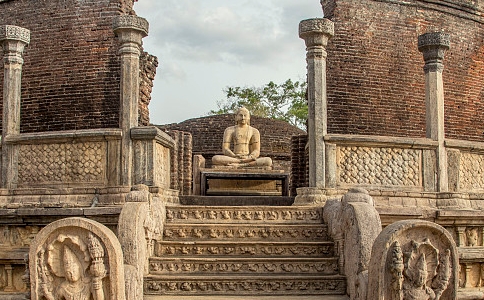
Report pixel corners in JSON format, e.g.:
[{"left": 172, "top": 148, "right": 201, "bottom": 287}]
[{"left": 294, "top": 187, "right": 327, "bottom": 206}]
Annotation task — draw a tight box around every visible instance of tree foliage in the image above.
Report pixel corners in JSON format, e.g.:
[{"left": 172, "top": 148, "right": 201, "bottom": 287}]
[{"left": 209, "top": 79, "right": 307, "bottom": 130}]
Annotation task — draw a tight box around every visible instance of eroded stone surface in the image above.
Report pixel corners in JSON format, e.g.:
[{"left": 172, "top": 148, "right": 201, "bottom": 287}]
[
  {"left": 29, "top": 217, "right": 125, "bottom": 300},
  {"left": 368, "top": 220, "right": 458, "bottom": 300},
  {"left": 323, "top": 188, "right": 381, "bottom": 300},
  {"left": 118, "top": 185, "right": 165, "bottom": 299}
]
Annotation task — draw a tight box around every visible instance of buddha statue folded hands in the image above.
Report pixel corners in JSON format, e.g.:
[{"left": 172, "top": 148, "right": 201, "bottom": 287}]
[{"left": 212, "top": 107, "right": 272, "bottom": 168}]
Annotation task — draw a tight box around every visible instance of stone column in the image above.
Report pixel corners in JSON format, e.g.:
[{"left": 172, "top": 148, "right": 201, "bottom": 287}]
[
  {"left": 0, "top": 25, "right": 30, "bottom": 189},
  {"left": 113, "top": 16, "right": 148, "bottom": 186},
  {"left": 299, "top": 18, "right": 333, "bottom": 189},
  {"left": 418, "top": 32, "right": 450, "bottom": 192}
]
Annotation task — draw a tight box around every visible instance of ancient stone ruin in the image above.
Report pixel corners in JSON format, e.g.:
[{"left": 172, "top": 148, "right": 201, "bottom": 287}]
[{"left": 0, "top": 0, "right": 483, "bottom": 299}]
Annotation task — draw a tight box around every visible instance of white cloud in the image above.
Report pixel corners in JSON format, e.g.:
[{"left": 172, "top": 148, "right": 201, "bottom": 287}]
[{"left": 134, "top": 0, "right": 323, "bottom": 124}]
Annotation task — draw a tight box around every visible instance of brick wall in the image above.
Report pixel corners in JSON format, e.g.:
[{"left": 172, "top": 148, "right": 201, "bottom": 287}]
[
  {"left": 0, "top": 0, "right": 154, "bottom": 132},
  {"left": 322, "top": 0, "right": 484, "bottom": 141},
  {"left": 166, "top": 130, "right": 192, "bottom": 195},
  {"left": 139, "top": 52, "right": 158, "bottom": 126},
  {"left": 291, "top": 134, "right": 309, "bottom": 196}
]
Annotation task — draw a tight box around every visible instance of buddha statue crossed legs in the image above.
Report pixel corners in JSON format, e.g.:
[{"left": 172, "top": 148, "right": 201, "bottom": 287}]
[{"left": 212, "top": 107, "right": 272, "bottom": 168}]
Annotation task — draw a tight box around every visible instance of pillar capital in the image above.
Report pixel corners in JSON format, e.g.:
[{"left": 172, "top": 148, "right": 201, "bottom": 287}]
[
  {"left": 0, "top": 25, "right": 30, "bottom": 65},
  {"left": 418, "top": 32, "right": 450, "bottom": 73},
  {"left": 113, "top": 16, "right": 148, "bottom": 56},
  {"left": 299, "top": 18, "right": 334, "bottom": 49}
]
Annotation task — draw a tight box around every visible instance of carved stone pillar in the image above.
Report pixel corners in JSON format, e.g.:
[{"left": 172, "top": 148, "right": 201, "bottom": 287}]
[
  {"left": 418, "top": 32, "right": 450, "bottom": 193},
  {"left": 4, "top": 264, "right": 14, "bottom": 292},
  {"left": 0, "top": 25, "right": 30, "bottom": 189},
  {"left": 456, "top": 226, "right": 466, "bottom": 247},
  {"left": 299, "top": 18, "right": 333, "bottom": 189},
  {"left": 113, "top": 16, "right": 149, "bottom": 186}
]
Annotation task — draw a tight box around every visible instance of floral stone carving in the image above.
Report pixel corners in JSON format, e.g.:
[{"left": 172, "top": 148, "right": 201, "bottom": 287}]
[
  {"left": 29, "top": 217, "right": 125, "bottom": 300},
  {"left": 368, "top": 220, "right": 458, "bottom": 300}
]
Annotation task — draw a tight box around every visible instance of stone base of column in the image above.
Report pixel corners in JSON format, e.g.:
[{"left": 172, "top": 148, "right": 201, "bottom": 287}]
[{"left": 294, "top": 187, "right": 327, "bottom": 206}]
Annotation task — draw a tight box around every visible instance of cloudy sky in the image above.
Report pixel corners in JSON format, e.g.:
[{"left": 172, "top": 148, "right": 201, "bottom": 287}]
[{"left": 133, "top": 0, "right": 323, "bottom": 125}]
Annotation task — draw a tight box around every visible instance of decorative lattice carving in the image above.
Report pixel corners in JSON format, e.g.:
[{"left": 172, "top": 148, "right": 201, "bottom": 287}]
[
  {"left": 459, "top": 152, "right": 484, "bottom": 191},
  {"left": 18, "top": 142, "right": 105, "bottom": 185},
  {"left": 338, "top": 147, "right": 420, "bottom": 186}
]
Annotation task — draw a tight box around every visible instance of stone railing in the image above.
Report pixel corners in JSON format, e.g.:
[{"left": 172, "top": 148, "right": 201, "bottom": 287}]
[
  {"left": 0, "top": 126, "right": 176, "bottom": 207},
  {"left": 446, "top": 139, "right": 484, "bottom": 194},
  {"left": 322, "top": 134, "right": 484, "bottom": 195},
  {"left": 5, "top": 129, "right": 123, "bottom": 188},
  {"left": 131, "top": 126, "right": 173, "bottom": 189},
  {"left": 324, "top": 134, "right": 438, "bottom": 192}
]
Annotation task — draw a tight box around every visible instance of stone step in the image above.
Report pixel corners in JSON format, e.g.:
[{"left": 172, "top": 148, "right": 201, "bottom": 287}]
[
  {"left": 163, "top": 224, "right": 328, "bottom": 242},
  {"left": 155, "top": 241, "right": 335, "bottom": 258},
  {"left": 149, "top": 257, "right": 339, "bottom": 275},
  {"left": 166, "top": 205, "right": 323, "bottom": 224},
  {"left": 144, "top": 275, "right": 347, "bottom": 296},
  {"left": 145, "top": 296, "right": 349, "bottom": 300},
  {"left": 180, "top": 195, "right": 294, "bottom": 206}
]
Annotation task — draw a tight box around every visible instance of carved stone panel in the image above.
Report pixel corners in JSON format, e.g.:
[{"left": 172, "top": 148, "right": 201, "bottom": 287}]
[
  {"left": 368, "top": 220, "right": 458, "bottom": 300},
  {"left": 18, "top": 142, "right": 106, "bottom": 186},
  {"left": 338, "top": 146, "right": 421, "bottom": 187},
  {"left": 29, "top": 217, "right": 125, "bottom": 300},
  {"left": 459, "top": 152, "right": 484, "bottom": 191},
  {"left": 154, "top": 143, "right": 170, "bottom": 188}
]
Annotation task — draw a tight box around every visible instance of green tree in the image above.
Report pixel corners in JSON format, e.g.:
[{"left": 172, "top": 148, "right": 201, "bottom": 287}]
[{"left": 209, "top": 79, "right": 307, "bottom": 130}]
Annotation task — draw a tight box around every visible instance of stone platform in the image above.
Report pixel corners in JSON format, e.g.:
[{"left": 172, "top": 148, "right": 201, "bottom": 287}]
[
  {"left": 200, "top": 169, "right": 289, "bottom": 196},
  {"left": 180, "top": 195, "right": 294, "bottom": 206}
]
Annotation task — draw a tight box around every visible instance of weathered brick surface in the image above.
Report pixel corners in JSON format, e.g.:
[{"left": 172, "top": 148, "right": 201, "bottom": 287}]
[
  {"left": 139, "top": 51, "right": 158, "bottom": 126},
  {"left": 166, "top": 130, "right": 192, "bottom": 195},
  {"left": 291, "top": 134, "right": 309, "bottom": 196},
  {"left": 0, "top": 0, "right": 153, "bottom": 133},
  {"left": 322, "top": 0, "right": 484, "bottom": 141}
]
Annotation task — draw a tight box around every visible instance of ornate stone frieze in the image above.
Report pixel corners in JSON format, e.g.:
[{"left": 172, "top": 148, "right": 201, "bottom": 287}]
[
  {"left": 165, "top": 207, "right": 322, "bottom": 223},
  {"left": 0, "top": 226, "right": 40, "bottom": 247},
  {"left": 18, "top": 142, "right": 106, "bottom": 185},
  {"left": 149, "top": 259, "right": 339, "bottom": 275},
  {"left": 163, "top": 225, "right": 328, "bottom": 242},
  {"left": 156, "top": 242, "right": 334, "bottom": 258},
  {"left": 459, "top": 152, "right": 484, "bottom": 191},
  {"left": 144, "top": 277, "right": 346, "bottom": 295},
  {"left": 338, "top": 147, "right": 421, "bottom": 186}
]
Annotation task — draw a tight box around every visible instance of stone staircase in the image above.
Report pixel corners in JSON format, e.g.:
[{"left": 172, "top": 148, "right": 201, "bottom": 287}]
[{"left": 144, "top": 204, "right": 348, "bottom": 299}]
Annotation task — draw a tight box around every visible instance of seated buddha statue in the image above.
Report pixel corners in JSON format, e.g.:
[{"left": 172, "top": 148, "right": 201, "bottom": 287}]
[{"left": 212, "top": 107, "right": 272, "bottom": 168}]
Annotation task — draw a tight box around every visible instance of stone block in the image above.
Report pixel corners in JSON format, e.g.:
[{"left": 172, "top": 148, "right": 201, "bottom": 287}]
[
  {"left": 368, "top": 220, "right": 458, "bottom": 300},
  {"left": 29, "top": 217, "right": 126, "bottom": 300}
]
